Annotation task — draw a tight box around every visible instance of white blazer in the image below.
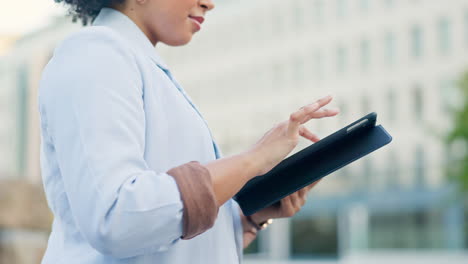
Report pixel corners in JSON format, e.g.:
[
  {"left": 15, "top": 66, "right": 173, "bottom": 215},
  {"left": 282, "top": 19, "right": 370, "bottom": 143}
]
[{"left": 38, "top": 7, "right": 243, "bottom": 264}]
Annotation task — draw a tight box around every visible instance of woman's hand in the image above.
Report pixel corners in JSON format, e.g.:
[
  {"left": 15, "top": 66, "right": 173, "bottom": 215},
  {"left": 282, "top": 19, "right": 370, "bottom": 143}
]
[
  {"left": 239, "top": 180, "right": 321, "bottom": 249},
  {"left": 203, "top": 96, "right": 337, "bottom": 208},
  {"left": 248, "top": 95, "right": 338, "bottom": 176},
  {"left": 249, "top": 179, "right": 321, "bottom": 225},
  {"left": 239, "top": 96, "right": 336, "bottom": 248},
  {"left": 240, "top": 211, "right": 259, "bottom": 249}
]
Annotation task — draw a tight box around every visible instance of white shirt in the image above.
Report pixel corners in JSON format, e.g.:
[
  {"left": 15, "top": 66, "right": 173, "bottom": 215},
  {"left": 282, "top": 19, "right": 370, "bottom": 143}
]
[{"left": 38, "top": 7, "right": 243, "bottom": 264}]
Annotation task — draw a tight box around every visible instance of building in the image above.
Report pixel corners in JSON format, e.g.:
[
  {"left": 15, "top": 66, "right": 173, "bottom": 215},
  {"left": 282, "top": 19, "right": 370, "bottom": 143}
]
[
  {"left": 0, "top": 16, "right": 80, "bottom": 264},
  {"left": 157, "top": 0, "right": 468, "bottom": 260},
  {"left": 0, "top": 16, "right": 80, "bottom": 182},
  {"left": 1, "top": 0, "right": 467, "bottom": 263}
]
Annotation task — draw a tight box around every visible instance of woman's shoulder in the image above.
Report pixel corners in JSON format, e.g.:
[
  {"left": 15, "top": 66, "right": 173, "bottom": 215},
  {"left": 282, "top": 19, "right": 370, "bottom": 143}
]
[
  {"left": 53, "top": 26, "right": 135, "bottom": 61},
  {"left": 39, "top": 26, "right": 142, "bottom": 100}
]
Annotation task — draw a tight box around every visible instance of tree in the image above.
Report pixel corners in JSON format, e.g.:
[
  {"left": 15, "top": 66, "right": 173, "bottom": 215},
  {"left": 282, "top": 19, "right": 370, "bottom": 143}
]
[{"left": 447, "top": 72, "right": 468, "bottom": 192}]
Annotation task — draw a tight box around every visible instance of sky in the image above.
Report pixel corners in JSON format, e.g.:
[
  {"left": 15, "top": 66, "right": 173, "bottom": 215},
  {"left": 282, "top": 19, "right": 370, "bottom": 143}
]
[
  {"left": 0, "top": 0, "right": 238, "bottom": 36},
  {"left": 0, "top": 0, "right": 68, "bottom": 36}
]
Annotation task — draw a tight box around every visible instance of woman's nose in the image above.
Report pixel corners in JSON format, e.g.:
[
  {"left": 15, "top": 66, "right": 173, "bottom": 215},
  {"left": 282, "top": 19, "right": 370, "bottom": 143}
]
[{"left": 199, "top": 0, "right": 215, "bottom": 11}]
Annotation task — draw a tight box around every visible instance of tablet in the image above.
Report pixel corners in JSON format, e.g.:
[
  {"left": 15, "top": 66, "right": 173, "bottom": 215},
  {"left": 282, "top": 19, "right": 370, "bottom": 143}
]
[{"left": 234, "top": 112, "right": 393, "bottom": 216}]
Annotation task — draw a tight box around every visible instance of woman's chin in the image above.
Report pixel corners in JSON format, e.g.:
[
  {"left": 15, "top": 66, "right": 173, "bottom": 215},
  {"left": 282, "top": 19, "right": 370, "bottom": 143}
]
[{"left": 162, "top": 34, "right": 193, "bottom": 47}]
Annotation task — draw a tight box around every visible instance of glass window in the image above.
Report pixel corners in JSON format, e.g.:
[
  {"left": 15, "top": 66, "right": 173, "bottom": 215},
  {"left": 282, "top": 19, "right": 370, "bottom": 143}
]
[
  {"left": 387, "top": 151, "right": 400, "bottom": 189},
  {"left": 415, "top": 145, "right": 426, "bottom": 188},
  {"left": 465, "top": 210, "right": 468, "bottom": 247},
  {"left": 410, "top": 25, "right": 424, "bottom": 59},
  {"left": 0, "top": 65, "right": 7, "bottom": 175},
  {"left": 387, "top": 88, "right": 397, "bottom": 122},
  {"left": 384, "top": 0, "right": 394, "bottom": 8},
  {"left": 336, "top": 45, "right": 347, "bottom": 74},
  {"left": 360, "top": 38, "right": 371, "bottom": 71},
  {"left": 360, "top": 0, "right": 370, "bottom": 13},
  {"left": 362, "top": 96, "right": 371, "bottom": 114},
  {"left": 16, "top": 63, "right": 29, "bottom": 176},
  {"left": 384, "top": 31, "right": 396, "bottom": 66},
  {"left": 294, "top": 0, "right": 305, "bottom": 28},
  {"left": 313, "top": 0, "right": 325, "bottom": 25},
  {"left": 273, "top": 9, "right": 284, "bottom": 34},
  {"left": 363, "top": 158, "right": 373, "bottom": 190},
  {"left": 465, "top": 10, "right": 468, "bottom": 47},
  {"left": 439, "top": 78, "right": 457, "bottom": 114},
  {"left": 413, "top": 84, "right": 424, "bottom": 121},
  {"left": 437, "top": 17, "right": 451, "bottom": 55},
  {"left": 291, "top": 216, "right": 339, "bottom": 258},
  {"left": 369, "top": 210, "right": 444, "bottom": 249},
  {"left": 293, "top": 56, "right": 305, "bottom": 86},
  {"left": 313, "top": 51, "right": 324, "bottom": 81},
  {"left": 338, "top": 101, "right": 347, "bottom": 121},
  {"left": 336, "top": 0, "right": 348, "bottom": 19},
  {"left": 272, "top": 62, "right": 285, "bottom": 90}
]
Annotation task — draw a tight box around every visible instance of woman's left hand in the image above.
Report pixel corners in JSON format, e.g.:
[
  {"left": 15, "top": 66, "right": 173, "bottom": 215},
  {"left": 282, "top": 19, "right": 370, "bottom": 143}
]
[
  {"left": 240, "top": 179, "right": 321, "bottom": 249},
  {"left": 251, "top": 179, "right": 321, "bottom": 221}
]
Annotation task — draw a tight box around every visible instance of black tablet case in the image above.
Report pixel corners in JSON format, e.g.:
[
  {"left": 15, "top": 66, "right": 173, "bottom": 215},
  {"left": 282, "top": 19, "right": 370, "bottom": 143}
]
[{"left": 234, "top": 112, "right": 393, "bottom": 216}]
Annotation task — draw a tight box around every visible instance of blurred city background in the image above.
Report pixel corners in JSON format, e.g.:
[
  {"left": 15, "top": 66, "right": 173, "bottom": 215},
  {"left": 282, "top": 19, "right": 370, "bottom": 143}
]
[{"left": 0, "top": 0, "right": 467, "bottom": 263}]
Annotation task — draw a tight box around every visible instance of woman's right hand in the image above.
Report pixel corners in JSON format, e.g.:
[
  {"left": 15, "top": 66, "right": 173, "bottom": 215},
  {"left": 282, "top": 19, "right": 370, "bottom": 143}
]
[{"left": 247, "top": 95, "right": 339, "bottom": 177}]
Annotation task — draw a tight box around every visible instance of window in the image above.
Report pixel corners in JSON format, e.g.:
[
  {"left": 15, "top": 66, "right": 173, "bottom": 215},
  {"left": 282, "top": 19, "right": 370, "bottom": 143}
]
[
  {"left": 360, "top": 38, "right": 371, "bottom": 71},
  {"left": 273, "top": 9, "right": 284, "bottom": 34},
  {"left": 362, "top": 96, "right": 371, "bottom": 114},
  {"left": 384, "top": 31, "right": 396, "bottom": 66},
  {"left": 0, "top": 65, "right": 7, "bottom": 176},
  {"left": 387, "top": 151, "right": 400, "bottom": 189},
  {"left": 336, "top": 45, "right": 348, "bottom": 74},
  {"left": 291, "top": 216, "right": 339, "bottom": 258},
  {"left": 410, "top": 25, "right": 424, "bottom": 59},
  {"left": 360, "top": 0, "right": 370, "bottom": 13},
  {"left": 465, "top": 10, "right": 468, "bottom": 47},
  {"left": 313, "top": 51, "right": 324, "bottom": 81},
  {"left": 384, "top": 0, "right": 394, "bottom": 8},
  {"left": 16, "top": 63, "right": 29, "bottom": 176},
  {"left": 313, "top": 0, "right": 325, "bottom": 25},
  {"left": 439, "top": 78, "right": 457, "bottom": 113},
  {"left": 413, "top": 84, "right": 424, "bottom": 121},
  {"left": 338, "top": 101, "right": 347, "bottom": 121},
  {"left": 294, "top": 0, "right": 305, "bottom": 28},
  {"left": 414, "top": 146, "right": 426, "bottom": 188},
  {"left": 387, "top": 88, "right": 397, "bottom": 122},
  {"left": 293, "top": 56, "right": 305, "bottom": 86},
  {"left": 369, "top": 211, "right": 444, "bottom": 249},
  {"left": 336, "top": 0, "right": 348, "bottom": 19},
  {"left": 272, "top": 62, "right": 285, "bottom": 90},
  {"left": 363, "top": 158, "right": 373, "bottom": 190},
  {"left": 437, "top": 17, "right": 451, "bottom": 55}
]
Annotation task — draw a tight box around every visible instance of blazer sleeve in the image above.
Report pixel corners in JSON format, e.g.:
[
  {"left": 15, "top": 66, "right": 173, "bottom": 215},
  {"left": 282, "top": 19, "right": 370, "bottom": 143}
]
[{"left": 38, "top": 28, "right": 218, "bottom": 258}]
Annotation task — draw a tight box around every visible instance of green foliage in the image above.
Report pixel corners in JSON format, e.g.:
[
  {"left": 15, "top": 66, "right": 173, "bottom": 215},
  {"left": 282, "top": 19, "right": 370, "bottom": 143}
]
[{"left": 447, "top": 72, "right": 468, "bottom": 192}]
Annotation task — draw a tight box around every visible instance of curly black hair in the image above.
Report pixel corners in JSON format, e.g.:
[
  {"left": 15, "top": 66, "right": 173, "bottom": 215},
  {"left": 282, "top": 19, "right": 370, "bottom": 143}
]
[{"left": 54, "top": 0, "right": 125, "bottom": 26}]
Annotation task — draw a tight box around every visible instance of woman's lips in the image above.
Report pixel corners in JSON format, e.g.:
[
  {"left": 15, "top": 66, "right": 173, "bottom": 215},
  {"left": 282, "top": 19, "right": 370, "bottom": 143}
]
[
  {"left": 189, "top": 16, "right": 204, "bottom": 31},
  {"left": 189, "top": 16, "right": 204, "bottom": 24}
]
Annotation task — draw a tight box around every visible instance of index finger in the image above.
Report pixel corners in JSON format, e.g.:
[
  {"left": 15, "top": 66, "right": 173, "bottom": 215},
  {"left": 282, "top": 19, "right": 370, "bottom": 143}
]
[{"left": 287, "top": 95, "right": 333, "bottom": 136}]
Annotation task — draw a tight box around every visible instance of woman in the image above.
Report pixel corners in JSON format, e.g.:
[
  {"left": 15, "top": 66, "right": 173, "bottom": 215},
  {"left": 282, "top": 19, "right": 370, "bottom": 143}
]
[{"left": 38, "top": 0, "right": 339, "bottom": 263}]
